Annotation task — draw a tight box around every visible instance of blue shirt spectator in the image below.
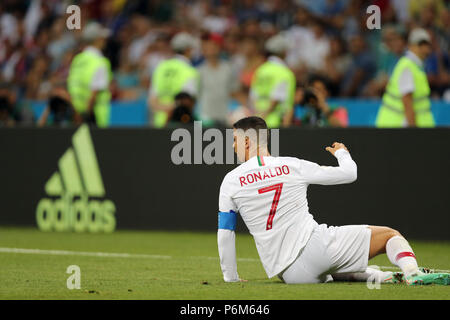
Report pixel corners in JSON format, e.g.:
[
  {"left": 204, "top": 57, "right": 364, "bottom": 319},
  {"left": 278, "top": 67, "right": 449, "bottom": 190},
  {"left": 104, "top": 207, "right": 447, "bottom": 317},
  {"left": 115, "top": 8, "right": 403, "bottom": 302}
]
[
  {"left": 296, "top": 0, "right": 349, "bottom": 17},
  {"left": 341, "top": 35, "right": 377, "bottom": 97}
]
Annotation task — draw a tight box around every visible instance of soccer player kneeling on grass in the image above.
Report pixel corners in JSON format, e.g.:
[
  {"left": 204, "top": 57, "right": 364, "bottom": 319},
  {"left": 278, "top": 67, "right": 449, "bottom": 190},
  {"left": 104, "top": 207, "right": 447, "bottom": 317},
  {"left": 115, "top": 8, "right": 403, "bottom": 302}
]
[{"left": 217, "top": 116, "right": 449, "bottom": 286}]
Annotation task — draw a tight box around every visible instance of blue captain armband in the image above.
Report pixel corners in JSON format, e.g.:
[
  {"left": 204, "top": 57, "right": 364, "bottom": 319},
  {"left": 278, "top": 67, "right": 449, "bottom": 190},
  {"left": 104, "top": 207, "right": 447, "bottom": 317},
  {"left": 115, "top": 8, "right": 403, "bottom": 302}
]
[{"left": 218, "top": 211, "right": 237, "bottom": 231}]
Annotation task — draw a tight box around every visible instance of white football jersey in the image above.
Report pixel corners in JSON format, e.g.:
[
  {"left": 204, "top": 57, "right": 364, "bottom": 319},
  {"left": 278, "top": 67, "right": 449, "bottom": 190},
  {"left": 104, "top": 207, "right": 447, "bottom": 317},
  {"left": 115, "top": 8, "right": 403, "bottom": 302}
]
[{"left": 218, "top": 149, "right": 357, "bottom": 278}]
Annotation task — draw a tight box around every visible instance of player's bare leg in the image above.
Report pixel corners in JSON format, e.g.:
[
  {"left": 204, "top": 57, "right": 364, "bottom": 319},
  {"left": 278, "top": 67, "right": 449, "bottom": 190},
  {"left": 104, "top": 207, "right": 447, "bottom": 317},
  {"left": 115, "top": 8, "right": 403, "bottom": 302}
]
[
  {"left": 367, "top": 225, "right": 449, "bottom": 285},
  {"left": 367, "top": 226, "right": 401, "bottom": 258},
  {"left": 332, "top": 226, "right": 447, "bottom": 285}
]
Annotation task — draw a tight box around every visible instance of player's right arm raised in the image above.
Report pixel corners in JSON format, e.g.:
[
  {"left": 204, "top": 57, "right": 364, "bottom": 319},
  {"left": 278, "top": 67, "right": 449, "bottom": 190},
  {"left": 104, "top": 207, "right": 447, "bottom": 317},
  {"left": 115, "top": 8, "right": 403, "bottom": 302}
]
[{"left": 299, "top": 142, "right": 358, "bottom": 185}]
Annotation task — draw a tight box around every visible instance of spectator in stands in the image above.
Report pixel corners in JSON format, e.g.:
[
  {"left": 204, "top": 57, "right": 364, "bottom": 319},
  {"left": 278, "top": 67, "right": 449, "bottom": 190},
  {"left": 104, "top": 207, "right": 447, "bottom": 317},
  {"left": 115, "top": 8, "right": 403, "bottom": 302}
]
[
  {"left": 262, "top": 0, "right": 295, "bottom": 31},
  {"left": 341, "top": 33, "right": 377, "bottom": 97},
  {"left": 236, "top": 0, "right": 263, "bottom": 24},
  {"left": 423, "top": 28, "right": 450, "bottom": 98},
  {"left": 285, "top": 5, "right": 312, "bottom": 78},
  {"left": 323, "top": 36, "right": 352, "bottom": 96},
  {"left": 338, "top": 0, "right": 362, "bottom": 41},
  {"left": 142, "top": 32, "right": 172, "bottom": 86},
  {"left": 201, "top": 3, "right": 235, "bottom": 34},
  {"left": 437, "top": 8, "right": 450, "bottom": 52},
  {"left": 222, "top": 28, "right": 245, "bottom": 72},
  {"left": 237, "top": 36, "right": 264, "bottom": 97},
  {"left": 301, "top": 19, "right": 330, "bottom": 73},
  {"left": 113, "top": 44, "right": 142, "bottom": 101},
  {"left": 198, "top": 33, "right": 240, "bottom": 127},
  {"left": 24, "top": 55, "right": 50, "bottom": 100},
  {"left": 409, "top": 0, "right": 446, "bottom": 28},
  {"left": 241, "top": 17, "right": 263, "bottom": 38},
  {"left": 0, "top": 0, "right": 448, "bottom": 127},
  {"left": 47, "top": 17, "right": 76, "bottom": 71},
  {"left": 128, "top": 15, "right": 156, "bottom": 66}
]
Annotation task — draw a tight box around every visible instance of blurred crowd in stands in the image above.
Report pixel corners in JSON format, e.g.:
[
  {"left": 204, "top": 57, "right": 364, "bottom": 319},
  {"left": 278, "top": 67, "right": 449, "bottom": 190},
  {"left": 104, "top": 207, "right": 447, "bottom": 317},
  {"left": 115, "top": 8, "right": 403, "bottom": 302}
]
[{"left": 0, "top": 0, "right": 449, "bottom": 127}]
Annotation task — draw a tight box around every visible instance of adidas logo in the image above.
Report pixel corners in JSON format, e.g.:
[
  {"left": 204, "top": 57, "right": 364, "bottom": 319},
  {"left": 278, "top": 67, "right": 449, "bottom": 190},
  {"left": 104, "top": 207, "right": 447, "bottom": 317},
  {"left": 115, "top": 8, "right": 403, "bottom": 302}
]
[{"left": 36, "top": 124, "right": 116, "bottom": 233}]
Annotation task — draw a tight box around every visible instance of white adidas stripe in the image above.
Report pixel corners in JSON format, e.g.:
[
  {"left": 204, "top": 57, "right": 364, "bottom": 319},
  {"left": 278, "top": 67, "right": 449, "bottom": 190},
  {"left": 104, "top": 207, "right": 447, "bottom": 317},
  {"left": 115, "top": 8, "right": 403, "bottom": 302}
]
[{"left": 1, "top": 247, "right": 449, "bottom": 273}]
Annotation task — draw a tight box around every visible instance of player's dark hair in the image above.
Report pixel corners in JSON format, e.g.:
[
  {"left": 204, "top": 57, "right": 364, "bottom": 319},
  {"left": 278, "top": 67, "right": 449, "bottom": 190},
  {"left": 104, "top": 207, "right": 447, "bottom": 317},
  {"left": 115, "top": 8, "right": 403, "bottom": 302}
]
[
  {"left": 233, "top": 116, "right": 268, "bottom": 132},
  {"left": 233, "top": 116, "right": 270, "bottom": 147}
]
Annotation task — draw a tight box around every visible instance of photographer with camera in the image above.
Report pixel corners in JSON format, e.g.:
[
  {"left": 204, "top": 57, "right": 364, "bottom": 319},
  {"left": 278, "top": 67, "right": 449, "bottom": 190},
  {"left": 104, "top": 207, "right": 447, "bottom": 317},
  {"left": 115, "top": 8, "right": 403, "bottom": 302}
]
[
  {"left": 166, "top": 92, "right": 196, "bottom": 127},
  {"left": 37, "top": 86, "right": 81, "bottom": 127},
  {"left": 294, "top": 75, "right": 348, "bottom": 128},
  {"left": 0, "top": 86, "right": 17, "bottom": 127}
]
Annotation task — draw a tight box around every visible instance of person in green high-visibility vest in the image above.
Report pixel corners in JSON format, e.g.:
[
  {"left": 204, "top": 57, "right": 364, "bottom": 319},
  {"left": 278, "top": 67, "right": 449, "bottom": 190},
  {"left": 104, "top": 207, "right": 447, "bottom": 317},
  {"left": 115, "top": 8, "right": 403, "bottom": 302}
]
[
  {"left": 67, "top": 22, "right": 112, "bottom": 128},
  {"left": 148, "top": 32, "right": 199, "bottom": 128},
  {"left": 376, "top": 28, "right": 435, "bottom": 128},
  {"left": 249, "top": 34, "right": 296, "bottom": 128}
]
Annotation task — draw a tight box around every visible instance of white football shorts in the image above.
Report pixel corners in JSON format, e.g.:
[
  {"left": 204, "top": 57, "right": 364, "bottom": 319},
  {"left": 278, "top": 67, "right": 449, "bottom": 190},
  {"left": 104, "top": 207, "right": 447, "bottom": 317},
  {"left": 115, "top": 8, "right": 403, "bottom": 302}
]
[{"left": 279, "top": 223, "right": 372, "bottom": 284}]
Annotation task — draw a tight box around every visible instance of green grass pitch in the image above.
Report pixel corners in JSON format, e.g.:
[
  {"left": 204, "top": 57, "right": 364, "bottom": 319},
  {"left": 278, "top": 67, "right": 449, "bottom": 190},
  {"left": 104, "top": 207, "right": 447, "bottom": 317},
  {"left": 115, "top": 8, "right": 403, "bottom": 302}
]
[{"left": 0, "top": 227, "right": 449, "bottom": 300}]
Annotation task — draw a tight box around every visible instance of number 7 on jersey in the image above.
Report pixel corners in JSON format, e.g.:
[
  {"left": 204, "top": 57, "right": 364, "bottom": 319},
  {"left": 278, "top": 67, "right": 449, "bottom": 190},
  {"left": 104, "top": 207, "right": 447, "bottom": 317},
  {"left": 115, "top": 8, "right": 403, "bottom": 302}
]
[{"left": 258, "top": 183, "right": 283, "bottom": 230}]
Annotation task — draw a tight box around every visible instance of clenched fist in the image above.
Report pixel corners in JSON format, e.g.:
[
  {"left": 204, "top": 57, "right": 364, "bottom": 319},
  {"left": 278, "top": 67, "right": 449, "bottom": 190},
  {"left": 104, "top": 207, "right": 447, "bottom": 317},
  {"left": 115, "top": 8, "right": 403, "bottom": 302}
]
[{"left": 325, "top": 142, "right": 349, "bottom": 155}]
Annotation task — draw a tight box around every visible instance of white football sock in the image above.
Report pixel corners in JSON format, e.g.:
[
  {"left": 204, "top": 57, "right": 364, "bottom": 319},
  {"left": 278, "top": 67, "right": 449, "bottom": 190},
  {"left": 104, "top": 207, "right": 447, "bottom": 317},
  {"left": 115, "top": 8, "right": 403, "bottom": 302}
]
[
  {"left": 332, "top": 267, "right": 392, "bottom": 282},
  {"left": 386, "top": 235, "right": 419, "bottom": 277}
]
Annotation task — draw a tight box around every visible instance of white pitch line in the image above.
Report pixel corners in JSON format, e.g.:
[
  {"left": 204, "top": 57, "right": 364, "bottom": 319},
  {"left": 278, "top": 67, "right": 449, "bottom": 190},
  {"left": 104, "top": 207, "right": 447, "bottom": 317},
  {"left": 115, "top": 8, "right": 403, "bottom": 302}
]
[
  {"left": 0, "top": 247, "right": 171, "bottom": 259},
  {"left": 1, "top": 247, "right": 449, "bottom": 273},
  {"left": 0, "top": 249, "right": 257, "bottom": 263},
  {"left": 201, "top": 256, "right": 259, "bottom": 262}
]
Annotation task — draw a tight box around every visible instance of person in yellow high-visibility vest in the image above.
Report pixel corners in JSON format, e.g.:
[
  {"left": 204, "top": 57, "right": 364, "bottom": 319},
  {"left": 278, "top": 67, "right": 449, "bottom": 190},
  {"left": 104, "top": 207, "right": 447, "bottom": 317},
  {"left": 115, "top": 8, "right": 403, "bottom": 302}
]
[
  {"left": 67, "top": 22, "right": 112, "bottom": 128},
  {"left": 376, "top": 28, "right": 435, "bottom": 128},
  {"left": 148, "top": 32, "right": 199, "bottom": 128},
  {"left": 249, "top": 34, "right": 296, "bottom": 128}
]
